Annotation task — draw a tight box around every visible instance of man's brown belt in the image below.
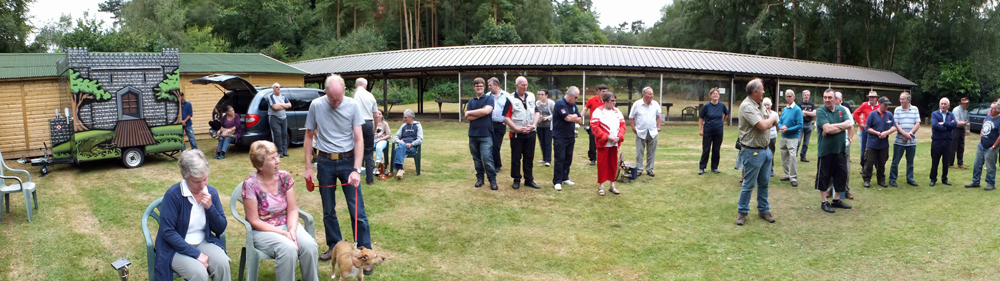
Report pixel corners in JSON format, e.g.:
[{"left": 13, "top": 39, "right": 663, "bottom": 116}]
[{"left": 316, "top": 150, "right": 354, "bottom": 160}]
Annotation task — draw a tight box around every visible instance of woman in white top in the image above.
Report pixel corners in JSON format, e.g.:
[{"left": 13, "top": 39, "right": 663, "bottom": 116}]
[
  {"left": 762, "top": 98, "right": 779, "bottom": 175},
  {"left": 592, "top": 91, "right": 626, "bottom": 196}
]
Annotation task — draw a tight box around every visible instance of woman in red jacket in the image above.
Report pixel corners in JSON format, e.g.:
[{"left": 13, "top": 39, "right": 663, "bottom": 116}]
[{"left": 592, "top": 91, "right": 627, "bottom": 195}]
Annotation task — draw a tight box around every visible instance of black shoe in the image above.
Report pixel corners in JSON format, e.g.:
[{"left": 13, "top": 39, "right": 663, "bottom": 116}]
[
  {"left": 878, "top": 182, "right": 888, "bottom": 187},
  {"left": 490, "top": 181, "right": 498, "bottom": 190},
  {"left": 525, "top": 181, "right": 541, "bottom": 189},
  {"left": 986, "top": 185, "right": 996, "bottom": 191},
  {"left": 864, "top": 181, "right": 870, "bottom": 188},
  {"left": 889, "top": 181, "right": 897, "bottom": 187},
  {"left": 712, "top": 169, "right": 721, "bottom": 174},
  {"left": 779, "top": 177, "right": 790, "bottom": 181},
  {"left": 966, "top": 182, "right": 981, "bottom": 188},
  {"left": 791, "top": 181, "right": 798, "bottom": 187},
  {"left": 943, "top": 180, "right": 952, "bottom": 186},
  {"left": 319, "top": 249, "right": 333, "bottom": 261},
  {"left": 930, "top": 181, "right": 936, "bottom": 186},
  {"left": 801, "top": 158, "right": 810, "bottom": 163},
  {"left": 512, "top": 182, "right": 520, "bottom": 189},
  {"left": 589, "top": 160, "right": 596, "bottom": 166},
  {"left": 907, "top": 180, "right": 919, "bottom": 187},
  {"left": 821, "top": 202, "right": 835, "bottom": 213},
  {"left": 475, "top": 179, "right": 484, "bottom": 188},
  {"left": 831, "top": 200, "right": 852, "bottom": 209},
  {"left": 698, "top": 169, "right": 704, "bottom": 175}
]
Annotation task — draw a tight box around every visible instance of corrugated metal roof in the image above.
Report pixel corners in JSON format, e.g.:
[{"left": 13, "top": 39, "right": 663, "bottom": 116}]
[
  {"left": 0, "top": 53, "right": 63, "bottom": 79},
  {"left": 179, "top": 53, "right": 308, "bottom": 75},
  {"left": 0, "top": 52, "right": 307, "bottom": 80},
  {"left": 291, "top": 44, "right": 916, "bottom": 87}
]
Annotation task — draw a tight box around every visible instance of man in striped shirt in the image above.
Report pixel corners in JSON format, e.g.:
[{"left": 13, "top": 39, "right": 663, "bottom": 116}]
[{"left": 890, "top": 92, "right": 921, "bottom": 187}]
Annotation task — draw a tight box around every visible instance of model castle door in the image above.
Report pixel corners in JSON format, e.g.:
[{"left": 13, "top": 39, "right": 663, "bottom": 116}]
[{"left": 117, "top": 87, "right": 143, "bottom": 120}]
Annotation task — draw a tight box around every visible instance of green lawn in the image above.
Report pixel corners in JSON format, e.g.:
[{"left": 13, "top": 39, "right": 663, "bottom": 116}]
[{"left": 2, "top": 121, "right": 998, "bottom": 280}]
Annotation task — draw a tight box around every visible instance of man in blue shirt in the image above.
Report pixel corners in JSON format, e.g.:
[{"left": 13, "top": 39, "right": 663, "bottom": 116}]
[
  {"left": 465, "top": 77, "right": 498, "bottom": 190},
  {"left": 180, "top": 92, "right": 197, "bottom": 150},
  {"left": 778, "top": 90, "right": 803, "bottom": 186},
  {"left": 488, "top": 77, "right": 509, "bottom": 172},
  {"left": 966, "top": 102, "right": 1000, "bottom": 190},
  {"left": 551, "top": 86, "right": 583, "bottom": 191},
  {"left": 930, "top": 97, "right": 959, "bottom": 186},
  {"left": 862, "top": 97, "right": 896, "bottom": 188}
]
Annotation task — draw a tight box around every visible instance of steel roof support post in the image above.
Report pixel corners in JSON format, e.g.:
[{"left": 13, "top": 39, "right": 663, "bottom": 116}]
[
  {"left": 382, "top": 72, "right": 389, "bottom": 117},
  {"left": 729, "top": 75, "right": 735, "bottom": 126},
  {"left": 659, "top": 74, "right": 665, "bottom": 123},
  {"left": 458, "top": 72, "right": 463, "bottom": 122},
  {"left": 775, "top": 78, "right": 781, "bottom": 111},
  {"left": 417, "top": 78, "right": 424, "bottom": 114},
  {"left": 627, "top": 78, "right": 634, "bottom": 114}
]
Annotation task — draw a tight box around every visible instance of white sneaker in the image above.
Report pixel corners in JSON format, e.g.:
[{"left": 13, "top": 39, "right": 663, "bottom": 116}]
[
  {"left": 544, "top": 162, "right": 550, "bottom": 167},
  {"left": 537, "top": 160, "right": 545, "bottom": 163},
  {"left": 562, "top": 180, "right": 576, "bottom": 185},
  {"left": 554, "top": 183, "right": 562, "bottom": 191}
]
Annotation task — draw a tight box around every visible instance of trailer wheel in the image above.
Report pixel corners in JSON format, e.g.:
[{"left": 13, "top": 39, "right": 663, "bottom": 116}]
[
  {"left": 122, "top": 148, "right": 145, "bottom": 169},
  {"left": 40, "top": 165, "right": 49, "bottom": 176}
]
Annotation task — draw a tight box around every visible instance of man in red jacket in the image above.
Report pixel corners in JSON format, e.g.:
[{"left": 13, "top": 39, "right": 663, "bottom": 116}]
[{"left": 853, "top": 91, "right": 880, "bottom": 167}]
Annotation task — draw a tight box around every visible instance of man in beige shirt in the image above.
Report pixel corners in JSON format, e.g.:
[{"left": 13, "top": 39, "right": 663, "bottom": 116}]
[{"left": 736, "top": 78, "right": 778, "bottom": 226}]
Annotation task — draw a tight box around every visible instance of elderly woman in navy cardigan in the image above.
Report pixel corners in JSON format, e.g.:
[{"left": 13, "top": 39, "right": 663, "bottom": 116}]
[{"left": 155, "top": 149, "right": 230, "bottom": 281}]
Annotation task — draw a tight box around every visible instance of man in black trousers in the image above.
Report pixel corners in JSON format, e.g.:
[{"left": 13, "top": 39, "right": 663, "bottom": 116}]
[
  {"left": 552, "top": 86, "right": 583, "bottom": 191},
  {"left": 488, "top": 77, "right": 509, "bottom": 172},
  {"left": 502, "top": 76, "right": 541, "bottom": 189},
  {"left": 930, "top": 97, "right": 958, "bottom": 186}
]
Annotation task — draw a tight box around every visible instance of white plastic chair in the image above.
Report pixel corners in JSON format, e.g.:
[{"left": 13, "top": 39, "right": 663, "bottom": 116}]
[{"left": 0, "top": 152, "right": 36, "bottom": 222}]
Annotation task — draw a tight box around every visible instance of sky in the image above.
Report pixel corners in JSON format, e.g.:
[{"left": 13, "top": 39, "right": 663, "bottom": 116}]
[{"left": 26, "top": 0, "right": 670, "bottom": 39}]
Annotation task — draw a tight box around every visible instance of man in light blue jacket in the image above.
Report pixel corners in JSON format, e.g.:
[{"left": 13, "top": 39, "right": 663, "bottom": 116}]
[{"left": 779, "top": 89, "right": 804, "bottom": 186}]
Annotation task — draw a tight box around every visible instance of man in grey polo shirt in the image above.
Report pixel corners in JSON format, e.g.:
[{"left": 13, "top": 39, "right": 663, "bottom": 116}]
[
  {"left": 353, "top": 78, "right": 379, "bottom": 185},
  {"left": 268, "top": 83, "right": 292, "bottom": 157},
  {"left": 736, "top": 78, "right": 778, "bottom": 226},
  {"left": 304, "top": 75, "right": 373, "bottom": 276}
]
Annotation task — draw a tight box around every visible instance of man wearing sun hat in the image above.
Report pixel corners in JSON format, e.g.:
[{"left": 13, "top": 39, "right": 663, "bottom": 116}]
[
  {"left": 853, "top": 91, "right": 880, "bottom": 168},
  {"left": 862, "top": 96, "right": 897, "bottom": 188}
]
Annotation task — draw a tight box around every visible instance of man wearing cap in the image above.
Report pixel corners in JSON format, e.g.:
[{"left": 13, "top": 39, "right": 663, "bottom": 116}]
[
  {"left": 950, "top": 97, "right": 971, "bottom": 169},
  {"left": 930, "top": 98, "right": 958, "bottom": 186},
  {"left": 853, "top": 91, "right": 880, "bottom": 168},
  {"left": 862, "top": 96, "right": 896, "bottom": 188},
  {"left": 966, "top": 102, "right": 1000, "bottom": 190}
]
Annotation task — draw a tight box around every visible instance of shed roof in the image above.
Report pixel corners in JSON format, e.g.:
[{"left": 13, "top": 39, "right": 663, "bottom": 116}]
[
  {"left": 290, "top": 44, "right": 916, "bottom": 87},
  {"left": 0, "top": 52, "right": 307, "bottom": 80}
]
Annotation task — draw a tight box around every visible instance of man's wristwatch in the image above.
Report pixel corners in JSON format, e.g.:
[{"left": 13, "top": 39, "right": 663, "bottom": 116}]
[{"left": 353, "top": 167, "right": 362, "bottom": 174}]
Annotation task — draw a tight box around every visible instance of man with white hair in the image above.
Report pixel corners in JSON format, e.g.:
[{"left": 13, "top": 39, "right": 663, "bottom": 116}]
[
  {"left": 778, "top": 89, "right": 803, "bottom": 186},
  {"left": 930, "top": 97, "right": 958, "bottom": 186},
  {"left": 630, "top": 86, "right": 662, "bottom": 177},
  {"left": 353, "top": 78, "right": 379, "bottom": 185},
  {"left": 304, "top": 75, "right": 373, "bottom": 275},
  {"left": 268, "top": 83, "right": 292, "bottom": 157},
  {"left": 966, "top": 102, "right": 1000, "bottom": 190},
  {"left": 890, "top": 92, "right": 920, "bottom": 187},
  {"left": 552, "top": 86, "right": 583, "bottom": 191},
  {"left": 391, "top": 109, "right": 423, "bottom": 180},
  {"left": 502, "top": 76, "right": 541, "bottom": 189}
]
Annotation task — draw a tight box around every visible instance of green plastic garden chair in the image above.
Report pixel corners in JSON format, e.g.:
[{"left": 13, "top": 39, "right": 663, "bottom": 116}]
[
  {"left": 0, "top": 151, "right": 36, "bottom": 222},
  {"left": 142, "top": 196, "right": 227, "bottom": 281},
  {"left": 230, "top": 181, "right": 315, "bottom": 281}
]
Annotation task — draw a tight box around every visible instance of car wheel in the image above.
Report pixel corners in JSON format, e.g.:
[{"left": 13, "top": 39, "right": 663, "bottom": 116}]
[{"left": 122, "top": 147, "right": 145, "bottom": 169}]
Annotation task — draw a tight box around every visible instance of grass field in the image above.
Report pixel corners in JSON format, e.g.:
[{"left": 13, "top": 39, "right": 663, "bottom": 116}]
[{"left": 1, "top": 120, "right": 999, "bottom": 280}]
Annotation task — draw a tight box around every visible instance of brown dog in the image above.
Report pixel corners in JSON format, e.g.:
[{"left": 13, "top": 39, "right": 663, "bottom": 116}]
[{"left": 331, "top": 241, "right": 385, "bottom": 281}]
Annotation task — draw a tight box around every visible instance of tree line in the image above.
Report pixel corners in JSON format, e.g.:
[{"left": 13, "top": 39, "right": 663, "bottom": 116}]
[{"left": 2, "top": 0, "right": 998, "bottom": 110}]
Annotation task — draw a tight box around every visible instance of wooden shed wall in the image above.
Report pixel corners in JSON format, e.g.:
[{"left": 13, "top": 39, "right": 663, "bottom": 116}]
[{"left": 0, "top": 78, "right": 63, "bottom": 158}]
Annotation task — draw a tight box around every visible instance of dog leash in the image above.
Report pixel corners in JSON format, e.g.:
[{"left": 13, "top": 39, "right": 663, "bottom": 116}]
[{"left": 306, "top": 178, "right": 360, "bottom": 248}]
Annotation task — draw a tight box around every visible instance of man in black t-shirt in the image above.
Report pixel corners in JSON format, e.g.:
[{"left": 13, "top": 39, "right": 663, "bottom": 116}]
[{"left": 798, "top": 90, "right": 817, "bottom": 162}]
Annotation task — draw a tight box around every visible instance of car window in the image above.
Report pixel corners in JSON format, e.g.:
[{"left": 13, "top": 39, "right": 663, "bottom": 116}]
[
  {"left": 289, "top": 90, "right": 322, "bottom": 111},
  {"left": 972, "top": 106, "right": 987, "bottom": 115},
  {"left": 217, "top": 92, "right": 255, "bottom": 115}
]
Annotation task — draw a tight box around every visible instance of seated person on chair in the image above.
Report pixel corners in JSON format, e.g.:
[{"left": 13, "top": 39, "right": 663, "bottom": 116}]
[
  {"left": 392, "top": 109, "right": 423, "bottom": 180},
  {"left": 373, "top": 110, "right": 391, "bottom": 170},
  {"left": 242, "top": 140, "right": 319, "bottom": 281},
  {"left": 216, "top": 105, "right": 243, "bottom": 159},
  {"left": 155, "top": 150, "right": 230, "bottom": 281}
]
